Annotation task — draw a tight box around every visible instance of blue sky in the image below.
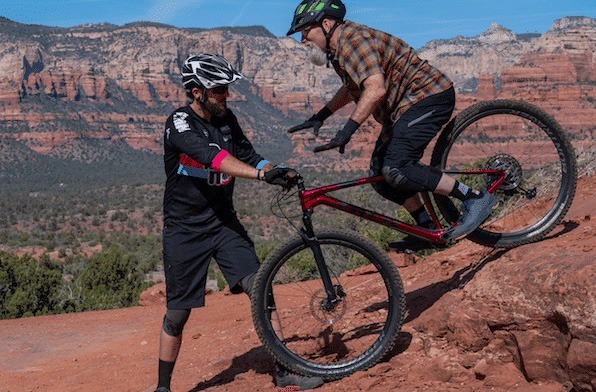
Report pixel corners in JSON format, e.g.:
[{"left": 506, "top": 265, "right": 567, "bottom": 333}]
[{"left": 1, "top": 0, "right": 594, "bottom": 48}]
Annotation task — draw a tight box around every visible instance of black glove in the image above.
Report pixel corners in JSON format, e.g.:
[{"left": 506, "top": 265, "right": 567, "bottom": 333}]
[
  {"left": 313, "top": 119, "right": 360, "bottom": 154},
  {"left": 287, "top": 107, "right": 333, "bottom": 137},
  {"left": 262, "top": 166, "right": 298, "bottom": 190}
]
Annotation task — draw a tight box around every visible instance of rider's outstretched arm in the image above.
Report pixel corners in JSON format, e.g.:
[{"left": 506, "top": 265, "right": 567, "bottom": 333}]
[
  {"left": 313, "top": 74, "right": 387, "bottom": 153},
  {"left": 349, "top": 73, "right": 386, "bottom": 124},
  {"left": 325, "top": 85, "right": 354, "bottom": 113}
]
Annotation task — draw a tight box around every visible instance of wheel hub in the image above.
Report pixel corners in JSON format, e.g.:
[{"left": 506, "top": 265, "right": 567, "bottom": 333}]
[{"left": 310, "top": 287, "right": 347, "bottom": 324}]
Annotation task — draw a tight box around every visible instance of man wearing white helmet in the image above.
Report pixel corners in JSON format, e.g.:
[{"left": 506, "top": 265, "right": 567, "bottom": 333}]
[{"left": 155, "top": 53, "right": 323, "bottom": 391}]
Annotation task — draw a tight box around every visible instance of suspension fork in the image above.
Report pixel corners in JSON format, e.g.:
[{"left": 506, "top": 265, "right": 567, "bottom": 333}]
[{"left": 298, "top": 210, "right": 339, "bottom": 307}]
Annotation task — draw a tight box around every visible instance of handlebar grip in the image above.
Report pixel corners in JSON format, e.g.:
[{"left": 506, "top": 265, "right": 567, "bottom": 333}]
[{"left": 286, "top": 170, "right": 300, "bottom": 184}]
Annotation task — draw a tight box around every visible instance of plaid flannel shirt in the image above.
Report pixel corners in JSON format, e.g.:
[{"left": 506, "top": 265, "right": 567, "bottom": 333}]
[{"left": 332, "top": 20, "right": 453, "bottom": 126}]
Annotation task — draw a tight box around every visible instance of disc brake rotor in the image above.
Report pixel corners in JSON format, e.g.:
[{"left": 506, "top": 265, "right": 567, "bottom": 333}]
[{"left": 310, "top": 287, "right": 347, "bottom": 324}]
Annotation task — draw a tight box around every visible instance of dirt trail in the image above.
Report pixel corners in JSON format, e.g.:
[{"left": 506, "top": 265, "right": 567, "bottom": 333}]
[{"left": 1, "top": 175, "right": 593, "bottom": 392}]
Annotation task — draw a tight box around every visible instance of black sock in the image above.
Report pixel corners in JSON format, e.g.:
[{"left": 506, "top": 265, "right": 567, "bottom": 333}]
[
  {"left": 158, "top": 359, "right": 176, "bottom": 389},
  {"left": 449, "top": 181, "right": 481, "bottom": 201},
  {"left": 410, "top": 206, "right": 433, "bottom": 229}
]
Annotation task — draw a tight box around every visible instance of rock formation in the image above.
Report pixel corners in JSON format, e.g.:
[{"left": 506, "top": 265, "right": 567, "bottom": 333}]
[
  {"left": 0, "top": 16, "right": 593, "bottom": 170},
  {"left": 417, "top": 23, "right": 537, "bottom": 92}
]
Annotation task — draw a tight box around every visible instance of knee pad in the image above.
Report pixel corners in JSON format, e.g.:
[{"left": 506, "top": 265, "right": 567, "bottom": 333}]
[
  {"left": 382, "top": 163, "right": 442, "bottom": 193},
  {"left": 162, "top": 308, "right": 191, "bottom": 337},
  {"left": 239, "top": 272, "right": 276, "bottom": 310},
  {"left": 382, "top": 166, "right": 409, "bottom": 188},
  {"left": 240, "top": 273, "right": 256, "bottom": 299}
]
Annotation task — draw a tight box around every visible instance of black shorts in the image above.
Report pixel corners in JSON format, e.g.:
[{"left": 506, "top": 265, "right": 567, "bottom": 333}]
[
  {"left": 370, "top": 87, "right": 455, "bottom": 204},
  {"left": 162, "top": 219, "right": 260, "bottom": 309}
]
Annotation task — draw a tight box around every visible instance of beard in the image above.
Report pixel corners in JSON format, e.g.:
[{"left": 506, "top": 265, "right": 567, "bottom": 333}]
[
  {"left": 307, "top": 45, "right": 327, "bottom": 67},
  {"left": 203, "top": 100, "right": 227, "bottom": 118}
]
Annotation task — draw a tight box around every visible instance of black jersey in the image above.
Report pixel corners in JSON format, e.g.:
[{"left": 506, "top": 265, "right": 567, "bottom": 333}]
[{"left": 163, "top": 105, "right": 267, "bottom": 230}]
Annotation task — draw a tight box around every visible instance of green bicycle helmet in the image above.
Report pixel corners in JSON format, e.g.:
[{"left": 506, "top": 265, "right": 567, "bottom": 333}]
[{"left": 287, "top": 0, "right": 346, "bottom": 35}]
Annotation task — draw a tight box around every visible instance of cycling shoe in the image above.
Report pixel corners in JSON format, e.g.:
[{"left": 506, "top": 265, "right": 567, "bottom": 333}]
[{"left": 443, "top": 190, "right": 497, "bottom": 240}]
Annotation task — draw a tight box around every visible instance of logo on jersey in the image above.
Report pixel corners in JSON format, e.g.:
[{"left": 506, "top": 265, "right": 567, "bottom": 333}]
[
  {"left": 220, "top": 125, "right": 233, "bottom": 142},
  {"left": 173, "top": 112, "right": 191, "bottom": 133}
]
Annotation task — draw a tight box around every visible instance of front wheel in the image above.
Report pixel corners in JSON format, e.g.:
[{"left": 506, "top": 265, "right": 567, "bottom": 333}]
[
  {"left": 431, "top": 100, "right": 577, "bottom": 248},
  {"left": 251, "top": 229, "right": 405, "bottom": 380}
]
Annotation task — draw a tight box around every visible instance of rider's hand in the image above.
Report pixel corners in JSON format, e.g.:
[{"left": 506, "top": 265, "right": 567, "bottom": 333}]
[
  {"left": 287, "top": 107, "right": 333, "bottom": 137},
  {"left": 262, "top": 166, "right": 298, "bottom": 190},
  {"left": 313, "top": 119, "right": 360, "bottom": 154}
]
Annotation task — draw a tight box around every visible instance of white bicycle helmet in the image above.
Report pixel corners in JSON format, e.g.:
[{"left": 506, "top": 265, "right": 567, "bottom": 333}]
[{"left": 181, "top": 53, "right": 243, "bottom": 90}]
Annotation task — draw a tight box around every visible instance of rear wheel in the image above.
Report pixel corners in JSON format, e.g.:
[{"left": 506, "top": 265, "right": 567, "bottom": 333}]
[
  {"left": 431, "top": 100, "right": 577, "bottom": 248},
  {"left": 251, "top": 229, "right": 405, "bottom": 380}
]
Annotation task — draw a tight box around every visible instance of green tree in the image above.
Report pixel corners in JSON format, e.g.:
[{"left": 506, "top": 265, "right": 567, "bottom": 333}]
[
  {"left": 75, "top": 246, "right": 149, "bottom": 311},
  {"left": 0, "top": 251, "right": 64, "bottom": 319}
]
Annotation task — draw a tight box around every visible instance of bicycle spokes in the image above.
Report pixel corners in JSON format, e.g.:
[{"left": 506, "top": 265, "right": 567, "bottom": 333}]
[
  {"left": 433, "top": 100, "right": 576, "bottom": 247},
  {"left": 267, "top": 240, "right": 396, "bottom": 366}
]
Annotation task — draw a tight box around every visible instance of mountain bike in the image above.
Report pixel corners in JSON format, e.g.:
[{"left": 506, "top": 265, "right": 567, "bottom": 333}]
[{"left": 250, "top": 100, "right": 577, "bottom": 380}]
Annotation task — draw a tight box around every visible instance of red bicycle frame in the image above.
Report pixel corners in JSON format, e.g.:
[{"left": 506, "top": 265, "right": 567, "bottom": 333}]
[{"left": 298, "top": 170, "right": 506, "bottom": 244}]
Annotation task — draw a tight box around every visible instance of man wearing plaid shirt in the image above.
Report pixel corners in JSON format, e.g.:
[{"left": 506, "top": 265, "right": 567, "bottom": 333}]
[{"left": 287, "top": 0, "right": 497, "bottom": 250}]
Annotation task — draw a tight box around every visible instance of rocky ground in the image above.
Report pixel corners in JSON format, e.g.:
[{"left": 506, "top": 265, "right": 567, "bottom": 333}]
[{"left": 0, "top": 174, "right": 594, "bottom": 392}]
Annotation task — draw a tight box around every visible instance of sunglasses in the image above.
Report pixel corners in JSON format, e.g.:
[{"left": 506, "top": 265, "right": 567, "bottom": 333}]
[
  {"left": 209, "top": 85, "right": 229, "bottom": 95},
  {"left": 301, "top": 25, "right": 316, "bottom": 35}
]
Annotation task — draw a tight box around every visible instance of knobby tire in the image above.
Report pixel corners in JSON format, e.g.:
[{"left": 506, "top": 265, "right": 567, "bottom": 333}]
[
  {"left": 251, "top": 229, "right": 405, "bottom": 380},
  {"left": 431, "top": 99, "right": 577, "bottom": 248}
]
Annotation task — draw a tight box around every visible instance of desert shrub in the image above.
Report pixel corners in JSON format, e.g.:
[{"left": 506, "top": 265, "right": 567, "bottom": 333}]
[
  {"left": 73, "top": 246, "right": 151, "bottom": 311},
  {"left": 0, "top": 252, "right": 63, "bottom": 319}
]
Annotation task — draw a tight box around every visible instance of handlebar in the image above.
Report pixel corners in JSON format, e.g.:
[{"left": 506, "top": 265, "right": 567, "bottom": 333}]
[{"left": 285, "top": 170, "right": 303, "bottom": 190}]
